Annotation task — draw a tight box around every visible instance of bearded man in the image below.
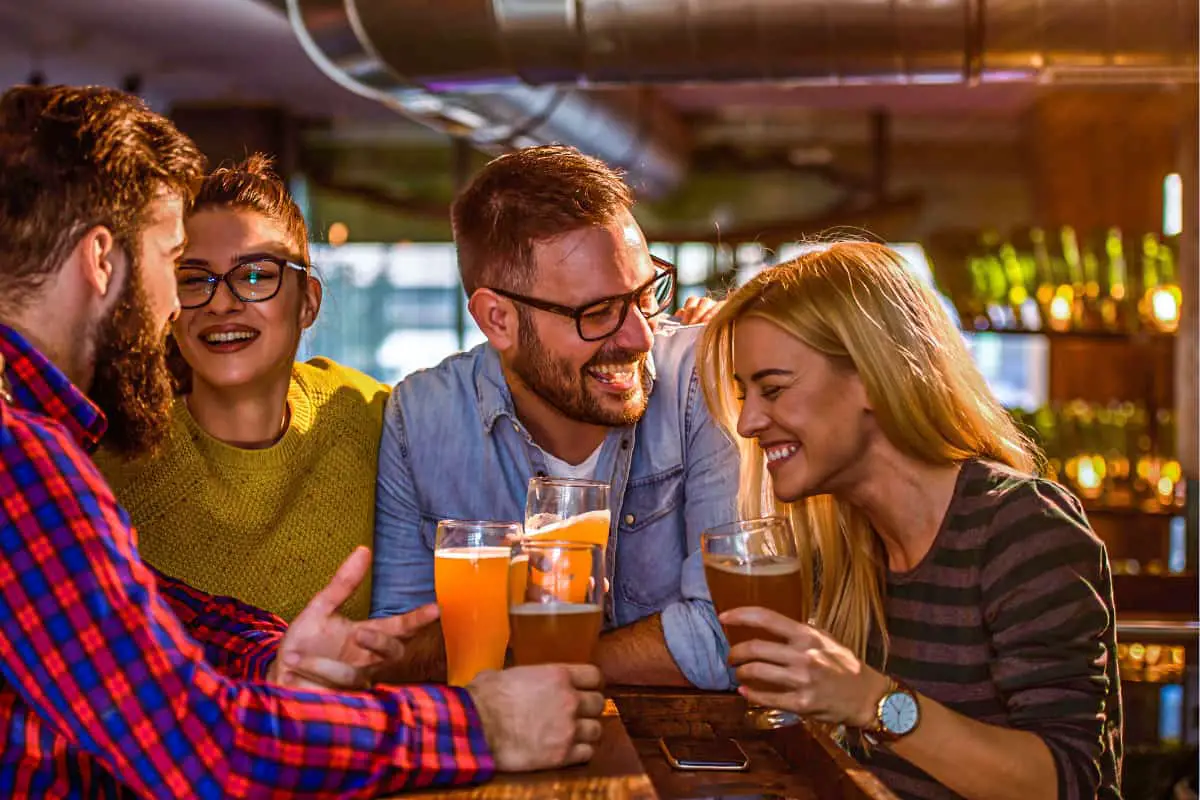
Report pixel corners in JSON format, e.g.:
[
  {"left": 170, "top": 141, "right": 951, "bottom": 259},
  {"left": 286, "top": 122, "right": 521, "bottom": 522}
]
[{"left": 371, "top": 145, "right": 740, "bottom": 691}]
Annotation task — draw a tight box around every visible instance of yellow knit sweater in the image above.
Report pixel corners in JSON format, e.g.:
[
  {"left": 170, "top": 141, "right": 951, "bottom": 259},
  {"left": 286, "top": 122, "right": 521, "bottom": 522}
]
[{"left": 95, "top": 358, "right": 389, "bottom": 621}]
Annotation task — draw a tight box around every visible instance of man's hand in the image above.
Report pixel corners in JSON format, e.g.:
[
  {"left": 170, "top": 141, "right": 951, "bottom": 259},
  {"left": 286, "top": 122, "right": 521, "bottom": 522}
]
[
  {"left": 267, "top": 546, "right": 439, "bottom": 690},
  {"left": 467, "top": 664, "right": 605, "bottom": 772}
]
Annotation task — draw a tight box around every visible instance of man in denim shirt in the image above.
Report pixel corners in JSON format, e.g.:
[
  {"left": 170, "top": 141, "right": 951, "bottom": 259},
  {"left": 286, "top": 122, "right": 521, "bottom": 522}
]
[{"left": 371, "top": 145, "right": 739, "bottom": 690}]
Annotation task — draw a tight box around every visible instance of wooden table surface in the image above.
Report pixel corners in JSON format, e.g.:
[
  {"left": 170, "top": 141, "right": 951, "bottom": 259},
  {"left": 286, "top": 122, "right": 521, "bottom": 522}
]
[{"left": 404, "top": 689, "right": 898, "bottom": 800}]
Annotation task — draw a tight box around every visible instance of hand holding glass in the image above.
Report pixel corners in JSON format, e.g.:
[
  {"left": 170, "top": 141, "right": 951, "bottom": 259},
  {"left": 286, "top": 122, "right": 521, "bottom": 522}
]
[{"left": 702, "top": 517, "right": 808, "bottom": 730}]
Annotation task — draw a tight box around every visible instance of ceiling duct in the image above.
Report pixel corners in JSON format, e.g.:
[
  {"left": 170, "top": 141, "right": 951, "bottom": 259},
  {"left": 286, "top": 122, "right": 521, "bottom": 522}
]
[{"left": 288, "top": 0, "right": 1198, "bottom": 196}]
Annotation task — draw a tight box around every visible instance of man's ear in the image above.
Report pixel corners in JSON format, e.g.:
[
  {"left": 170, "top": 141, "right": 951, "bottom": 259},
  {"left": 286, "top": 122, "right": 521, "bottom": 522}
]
[
  {"left": 72, "top": 225, "right": 123, "bottom": 300},
  {"left": 468, "top": 289, "right": 521, "bottom": 351}
]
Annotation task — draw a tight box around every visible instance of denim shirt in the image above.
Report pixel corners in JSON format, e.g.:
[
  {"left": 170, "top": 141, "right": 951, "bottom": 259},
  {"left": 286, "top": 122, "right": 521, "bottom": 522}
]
[{"left": 370, "top": 323, "right": 739, "bottom": 690}]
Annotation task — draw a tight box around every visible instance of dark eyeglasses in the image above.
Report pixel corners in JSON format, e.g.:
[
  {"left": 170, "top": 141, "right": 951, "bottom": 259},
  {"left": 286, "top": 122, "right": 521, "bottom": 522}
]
[
  {"left": 489, "top": 256, "right": 677, "bottom": 342},
  {"left": 177, "top": 257, "right": 308, "bottom": 310}
]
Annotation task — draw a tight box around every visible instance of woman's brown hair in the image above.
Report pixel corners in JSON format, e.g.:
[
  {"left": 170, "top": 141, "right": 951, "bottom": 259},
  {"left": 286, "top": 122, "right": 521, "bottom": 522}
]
[{"left": 169, "top": 154, "right": 312, "bottom": 393}]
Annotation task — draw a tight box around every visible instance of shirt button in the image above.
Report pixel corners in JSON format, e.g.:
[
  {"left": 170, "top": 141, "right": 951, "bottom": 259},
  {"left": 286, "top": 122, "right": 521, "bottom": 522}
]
[
  {"left": 512, "top": 423, "right": 520, "bottom": 432},
  {"left": 624, "top": 513, "right": 636, "bottom": 525}
]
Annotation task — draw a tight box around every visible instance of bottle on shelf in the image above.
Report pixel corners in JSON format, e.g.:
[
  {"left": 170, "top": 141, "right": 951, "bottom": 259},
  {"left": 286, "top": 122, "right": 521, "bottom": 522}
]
[
  {"left": 941, "top": 227, "right": 1181, "bottom": 336},
  {"left": 1014, "top": 401, "right": 1186, "bottom": 514},
  {"left": 1138, "top": 234, "right": 1182, "bottom": 334}
]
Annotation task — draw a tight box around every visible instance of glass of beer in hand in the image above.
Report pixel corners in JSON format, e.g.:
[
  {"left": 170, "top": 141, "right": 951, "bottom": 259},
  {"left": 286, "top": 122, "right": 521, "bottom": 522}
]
[
  {"left": 509, "top": 540, "right": 605, "bottom": 666},
  {"left": 524, "top": 477, "right": 611, "bottom": 551},
  {"left": 434, "top": 520, "right": 521, "bottom": 687},
  {"left": 702, "top": 517, "right": 807, "bottom": 730}
]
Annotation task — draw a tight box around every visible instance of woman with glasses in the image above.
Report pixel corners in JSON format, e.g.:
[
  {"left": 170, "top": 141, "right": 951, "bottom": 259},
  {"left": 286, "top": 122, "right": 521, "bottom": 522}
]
[
  {"left": 95, "top": 155, "right": 388, "bottom": 621},
  {"left": 696, "top": 241, "right": 1121, "bottom": 799}
]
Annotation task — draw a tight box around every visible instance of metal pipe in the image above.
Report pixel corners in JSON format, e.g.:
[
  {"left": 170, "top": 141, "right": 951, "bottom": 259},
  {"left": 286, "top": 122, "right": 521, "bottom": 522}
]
[{"left": 287, "top": 0, "right": 1198, "bottom": 197}]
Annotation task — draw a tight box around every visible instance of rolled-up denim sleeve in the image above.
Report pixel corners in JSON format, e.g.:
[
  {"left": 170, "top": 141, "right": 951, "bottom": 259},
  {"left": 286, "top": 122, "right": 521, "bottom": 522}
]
[
  {"left": 660, "top": 366, "right": 740, "bottom": 690},
  {"left": 371, "top": 390, "right": 437, "bottom": 618}
]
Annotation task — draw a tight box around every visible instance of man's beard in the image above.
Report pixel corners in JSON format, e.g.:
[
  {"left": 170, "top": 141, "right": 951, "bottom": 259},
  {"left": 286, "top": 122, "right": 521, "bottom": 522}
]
[
  {"left": 510, "top": 310, "right": 653, "bottom": 427},
  {"left": 89, "top": 268, "right": 175, "bottom": 458}
]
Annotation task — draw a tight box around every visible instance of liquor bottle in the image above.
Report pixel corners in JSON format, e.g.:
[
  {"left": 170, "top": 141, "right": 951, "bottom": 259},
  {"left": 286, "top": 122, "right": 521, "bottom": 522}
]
[
  {"left": 1100, "top": 228, "right": 1131, "bottom": 333},
  {"left": 1000, "top": 238, "right": 1040, "bottom": 330},
  {"left": 1080, "top": 229, "right": 1106, "bottom": 330},
  {"left": 1098, "top": 402, "right": 1133, "bottom": 507},
  {"left": 1042, "top": 228, "right": 1076, "bottom": 332},
  {"left": 978, "top": 231, "right": 1012, "bottom": 330},
  {"left": 1027, "top": 228, "right": 1059, "bottom": 332}
]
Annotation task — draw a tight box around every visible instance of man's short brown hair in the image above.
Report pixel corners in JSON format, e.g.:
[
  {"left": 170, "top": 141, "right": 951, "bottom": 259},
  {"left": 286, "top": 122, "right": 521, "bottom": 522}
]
[
  {"left": 0, "top": 85, "right": 206, "bottom": 309},
  {"left": 451, "top": 145, "right": 634, "bottom": 297}
]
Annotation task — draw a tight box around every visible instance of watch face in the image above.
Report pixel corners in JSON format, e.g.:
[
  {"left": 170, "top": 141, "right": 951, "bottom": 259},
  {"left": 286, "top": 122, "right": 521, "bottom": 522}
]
[{"left": 880, "top": 692, "right": 919, "bottom": 735}]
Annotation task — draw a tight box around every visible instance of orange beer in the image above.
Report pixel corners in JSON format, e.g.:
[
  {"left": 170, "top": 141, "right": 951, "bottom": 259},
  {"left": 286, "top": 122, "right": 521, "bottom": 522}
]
[
  {"left": 704, "top": 557, "right": 804, "bottom": 691},
  {"left": 523, "top": 509, "right": 611, "bottom": 603},
  {"left": 434, "top": 520, "right": 519, "bottom": 687},
  {"left": 509, "top": 541, "right": 606, "bottom": 666},
  {"left": 507, "top": 552, "right": 528, "bottom": 606},
  {"left": 509, "top": 603, "right": 603, "bottom": 665},
  {"left": 701, "top": 517, "right": 805, "bottom": 730},
  {"left": 524, "top": 508, "right": 611, "bottom": 550}
]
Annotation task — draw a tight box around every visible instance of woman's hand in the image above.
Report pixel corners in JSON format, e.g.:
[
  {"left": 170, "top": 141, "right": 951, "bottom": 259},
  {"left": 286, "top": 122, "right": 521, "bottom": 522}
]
[{"left": 721, "top": 607, "right": 889, "bottom": 728}]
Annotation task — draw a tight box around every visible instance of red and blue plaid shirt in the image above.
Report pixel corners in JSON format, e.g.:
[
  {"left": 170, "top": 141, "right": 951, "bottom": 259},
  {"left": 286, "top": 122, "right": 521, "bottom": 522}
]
[{"left": 0, "top": 323, "right": 494, "bottom": 798}]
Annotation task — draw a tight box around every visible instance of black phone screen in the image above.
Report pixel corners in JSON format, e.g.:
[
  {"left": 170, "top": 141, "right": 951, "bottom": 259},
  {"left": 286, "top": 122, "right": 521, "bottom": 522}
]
[{"left": 658, "top": 737, "right": 749, "bottom": 770}]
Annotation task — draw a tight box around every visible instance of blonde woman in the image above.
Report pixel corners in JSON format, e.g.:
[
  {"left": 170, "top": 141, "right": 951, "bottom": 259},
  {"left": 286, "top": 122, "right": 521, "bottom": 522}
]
[{"left": 697, "top": 242, "right": 1121, "bottom": 800}]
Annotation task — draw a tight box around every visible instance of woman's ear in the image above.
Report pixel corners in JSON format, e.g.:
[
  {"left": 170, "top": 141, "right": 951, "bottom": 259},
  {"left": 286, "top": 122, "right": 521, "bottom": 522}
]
[{"left": 300, "top": 274, "right": 322, "bottom": 330}]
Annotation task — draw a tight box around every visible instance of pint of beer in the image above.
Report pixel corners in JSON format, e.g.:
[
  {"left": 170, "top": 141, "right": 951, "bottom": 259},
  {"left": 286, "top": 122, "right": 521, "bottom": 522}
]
[
  {"left": 434, "top": 520, "right": 521, "bottom": 686},
  {"left": 702, "top": 517, "right": 807, "bottom": 730},
  {"left": 509, "top": 540, "right": 605, "bottom": 667},
  {"left": 524, "top": 477, "right": 611, "bottom": 551}
]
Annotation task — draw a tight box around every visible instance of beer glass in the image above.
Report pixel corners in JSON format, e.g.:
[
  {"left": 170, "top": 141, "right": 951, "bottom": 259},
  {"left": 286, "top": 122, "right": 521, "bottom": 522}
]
[
  {"left": 509, "top": 540, "right": 605, "bottom": 666},
  {"left": 434, "top": 520, "right": 520, "bottom": 686},
  {"left": 524, "top": 477, "right": 611, "bottom": 550},
  {"left": 702, "top": 517, "right": 807, "bottom": 730}
]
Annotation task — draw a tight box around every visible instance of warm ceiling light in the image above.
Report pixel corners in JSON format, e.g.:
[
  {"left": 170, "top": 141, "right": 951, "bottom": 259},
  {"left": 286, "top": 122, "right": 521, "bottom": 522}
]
[{"left": 328, "top": 221, "right": 349, "bottom": 247}]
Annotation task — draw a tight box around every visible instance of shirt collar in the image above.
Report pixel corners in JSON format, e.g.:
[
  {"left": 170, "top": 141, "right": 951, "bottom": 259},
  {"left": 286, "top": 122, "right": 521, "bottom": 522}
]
[
  {"left": 474, "top": 340, "right": 659, "bottom": 435},
  {"left": 0, "top": 322, "right": 107, "bottom": 450}
]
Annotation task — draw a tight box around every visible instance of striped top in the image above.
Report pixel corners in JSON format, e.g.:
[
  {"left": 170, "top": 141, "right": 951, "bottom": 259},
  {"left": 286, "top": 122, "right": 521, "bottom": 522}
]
[{"left": 854, "top": 459, "right": 1122, "bottom": 799}]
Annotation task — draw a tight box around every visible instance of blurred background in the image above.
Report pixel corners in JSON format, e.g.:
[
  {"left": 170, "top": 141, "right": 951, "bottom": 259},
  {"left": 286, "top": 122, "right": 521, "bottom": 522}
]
[{"left": 2, "top": 1, "right": 1196, "bottom": 794}]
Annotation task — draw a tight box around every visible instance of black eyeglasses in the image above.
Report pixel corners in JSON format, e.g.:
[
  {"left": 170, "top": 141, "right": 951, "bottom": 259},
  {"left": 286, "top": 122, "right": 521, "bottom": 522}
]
[
  {"left": 177, "top": 257, "right": 308, "bottom": 310},
  {"left": 489, "top": 256, "right": 677, "bottom": 341}
]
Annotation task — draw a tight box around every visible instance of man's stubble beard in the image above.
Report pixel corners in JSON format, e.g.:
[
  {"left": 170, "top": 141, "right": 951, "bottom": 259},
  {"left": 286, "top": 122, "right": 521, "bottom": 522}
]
[{"left": 509, "top": 309, "right": 653, "bottom": 428}]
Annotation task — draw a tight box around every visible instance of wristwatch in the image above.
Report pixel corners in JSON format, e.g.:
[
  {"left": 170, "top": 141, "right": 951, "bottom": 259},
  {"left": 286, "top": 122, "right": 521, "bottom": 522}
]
[{"left": 862, "top": 676, "right": 920, "bottom": 745}]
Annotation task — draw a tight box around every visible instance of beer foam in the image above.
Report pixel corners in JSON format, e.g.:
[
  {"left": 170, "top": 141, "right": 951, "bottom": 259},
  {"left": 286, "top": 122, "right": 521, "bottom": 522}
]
[
  {"left": 436, "top": 546, "right": 513, "bottom": 560},
  {"left": 705, "top": 557, "right": 800, "bottom": 576},
  {"left": 525, "top": 509, "right": 611, "bottom": 537},
  {"left": 509, "top": 603, "right": 603, "bottom": 616}
]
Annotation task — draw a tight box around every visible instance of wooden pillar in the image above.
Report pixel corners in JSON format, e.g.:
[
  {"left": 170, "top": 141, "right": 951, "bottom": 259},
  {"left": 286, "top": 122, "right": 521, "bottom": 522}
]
[
  {"left": 1177, "top": 94, "right": 1199, "bottom": 481},
  {"left": 1029, "top": 88, "right": 1184, "bottom": 233}
]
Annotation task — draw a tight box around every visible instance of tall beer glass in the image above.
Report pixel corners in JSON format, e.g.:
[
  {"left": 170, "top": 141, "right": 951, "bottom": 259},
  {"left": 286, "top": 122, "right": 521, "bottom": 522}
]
[
  {"left": 434, "top": 520, "right": 520, "bottom": 686},
  {"left": 524, "top": 477, "right": 611, "bottom": 550},
  {"left": 509, "top": 540, "right": 605, "bottom": 666},
  {"left": 702, "top": 517, "right": 807, "bottom": 730}
]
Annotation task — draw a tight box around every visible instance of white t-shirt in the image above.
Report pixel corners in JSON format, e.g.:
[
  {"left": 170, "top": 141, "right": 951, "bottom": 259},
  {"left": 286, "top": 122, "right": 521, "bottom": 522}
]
[{"left": 541, "top": 445, "right": 603, "bottom": 480}]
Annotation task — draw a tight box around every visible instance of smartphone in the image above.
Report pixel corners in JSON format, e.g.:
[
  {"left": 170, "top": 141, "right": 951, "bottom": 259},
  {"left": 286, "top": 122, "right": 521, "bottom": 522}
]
[{"left": 658, "top": 737, "right": 750, "bottom": 771}]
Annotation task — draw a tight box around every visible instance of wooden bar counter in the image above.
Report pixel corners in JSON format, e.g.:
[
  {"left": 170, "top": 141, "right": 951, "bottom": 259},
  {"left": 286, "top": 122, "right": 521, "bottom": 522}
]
[{"left": 406, "top": 689, "right": 898, "bottom": 800}]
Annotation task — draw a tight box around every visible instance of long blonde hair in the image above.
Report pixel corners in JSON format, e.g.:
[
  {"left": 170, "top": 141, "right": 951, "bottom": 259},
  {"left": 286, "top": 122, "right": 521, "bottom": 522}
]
[{"left": 698, "top": 241, "right": 1037, "bottom": 662}]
